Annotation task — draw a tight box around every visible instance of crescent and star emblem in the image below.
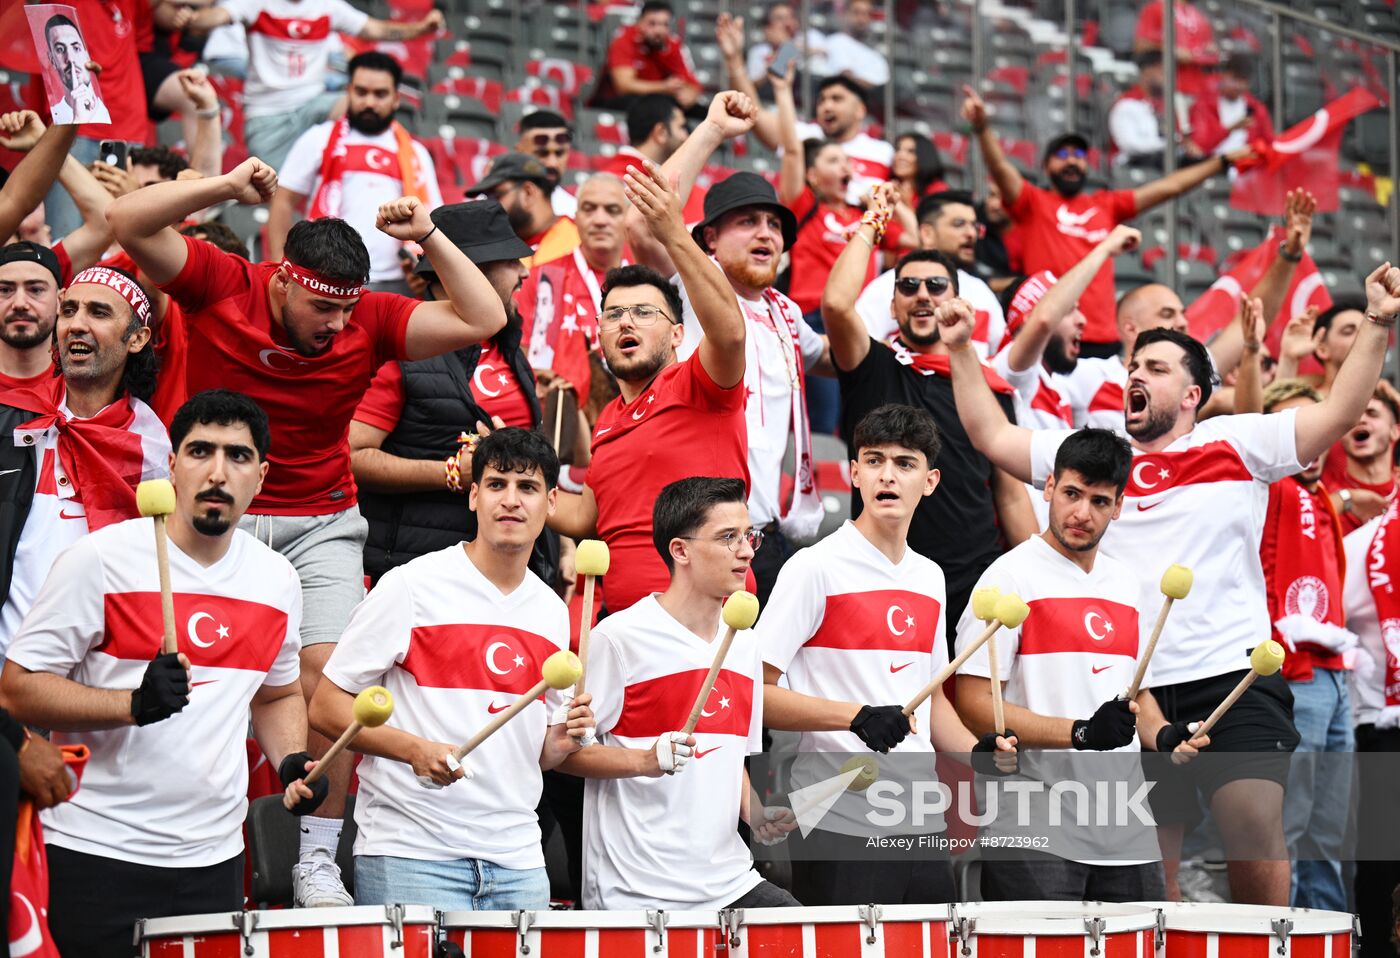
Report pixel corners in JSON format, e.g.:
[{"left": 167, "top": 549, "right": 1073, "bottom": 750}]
[{"left": 472, "top": 363, "right": 502, "bottom": 398}]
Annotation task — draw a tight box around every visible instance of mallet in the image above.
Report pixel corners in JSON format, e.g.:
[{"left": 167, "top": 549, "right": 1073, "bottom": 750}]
[
  {"left": 680, "top": 590, "right": 760, "bottom": 736},
  {"left": 977, "top": 589, "right": 1011, "bottom": 734},
  {"left": 904, "top": 591, "right": 1030, "bottom": 717},
  {"left": 304, "top": 686, "right": 395, "bottom": 786},
  {"left": 572, "top": 539, "right": 610, "bottom": 700},
  {"left": 451, "top": 650, "right": 582, "bottom": 761},
  {"left": 1126, "top": 564, "right": 1193, "bottom": 699},
  {"left": 1191, "top": 641, "right": 1286, "bottom": 739},
  {"left": 136, "top": 479, "right": 178, "bottom": 655},
  {"left": 791, "top": 755, "right": 879, "bottom": 823}
]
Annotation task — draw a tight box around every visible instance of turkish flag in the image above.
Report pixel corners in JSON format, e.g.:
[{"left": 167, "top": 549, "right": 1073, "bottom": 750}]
[
  {"left": 1230, "top": 88, "right": 1383, "bottom": 215},
  {"left": 9, "top": 746, "right": 88, "bottom": 958}
]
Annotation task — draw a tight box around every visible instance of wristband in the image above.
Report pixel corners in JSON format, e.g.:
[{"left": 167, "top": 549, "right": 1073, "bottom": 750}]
[
  {"left": 417, "top": 225, "right": 439, "bottom": 245},
  {"left": 444, "top": 454, "right": 464, "bottom": 493},
  {"left": 1339, "top": 488, "right": 1353, "bottom": 513},
  {"left": 195, "top": 107, "right": 220, "bottom": 119},
  {"left": 858, "top": 209, "right": 888, "bottom": 244},
  {"left": 1278, "top": 243, "right": 1303, "bottom": 263},
  {"left": 1367, "top": 311, "right": 1397, "bottom": 328}
]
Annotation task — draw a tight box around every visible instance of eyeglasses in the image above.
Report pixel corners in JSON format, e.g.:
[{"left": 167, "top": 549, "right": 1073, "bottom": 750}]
[
  {"left": 1054, "top": 147, "right": 1087, "bottom": 160},
  {"left": 680, "top": 529, "right": 765, "bottom": 552},
  {"left": 895, "top": 276, "right": 951, "bottom": 297},
  {"left": 599, "top": 303, "right": 675, "bottom": 328},
  {"left": 527, "top": 131, "right": 573, "bottom": 148}
]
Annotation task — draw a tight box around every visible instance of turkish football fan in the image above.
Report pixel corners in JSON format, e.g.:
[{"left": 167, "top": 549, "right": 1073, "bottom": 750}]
[
  {"left": 466, "top": 153, "right": 581, "bottom": 270},
  {"left": 0, "top": 242, "right": 64, "bottom": 392},
  {"left": 938, "top": 261, "right": 1400, "bottom": 905},
  {"left": 108, "top": 157, "right": 508, "bottom": 907},
  {"left": 856, "top": 191, "right": 1006, "bottom": 359},
  {"left": 597, "top": 94, "right": 709, "bottom": 226},
  {"left": 516, "top": 111, "right": 580, "bottom": 219},
  {"left": 954, "top": 427, "right": 1206, "bottom": 902},
  {"left": 1311, "top": 298, "right": 1365, "bottom": 400},
  {"left": 759, "top": 404, "right": 1017, "bottom": 905},
  {"left": 963, "top": 86, "right": 1248, "bottom": 353},
  {"left": 822, "top": 207, "right": 1036, "bottom": 643},
  {"left": 1258, "top": 380, "right": 1355, "bottom": 910},
  {"left": 0, "top": 266, "right": 168, "bottom": 659},
  {"left": 1327, "top": 385, "right": 1398, "bottom": 533},
  {"left": 547, "top": 141, "right": 748, "bottom": 615},
  {"left": 593, "top": 0, "right": 702, "bottom": 110},
  {"left": 185, "top": 0, "right": 445, "bottom": 169},
  {"left": 560, "top": 476, "right": 797, "bottom": 909},
  {"left": 1, "top": 390, "right": 324, "bottom": 958},
  {"left": 628, "top": 91, "right": 831, "bottom": 603},
  {"left": 311, "top": 427, "right": 592, "bottom": 910},
  {"left": 271, "top": 52, "right": 442, "bottom": 294}
]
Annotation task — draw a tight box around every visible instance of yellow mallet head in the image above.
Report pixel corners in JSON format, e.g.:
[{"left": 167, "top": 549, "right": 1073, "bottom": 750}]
[
  {"left": 994, "top": 593, "right": 1030, "bottom": 628},
  {"left": 136, "top": 478, "right": 176, "bottom": 518},
  {"left": 970, "top": 586, "right": 1002, "bottom": 622},
  {"left": 1250, "top": 640, "right": 1286, "bottom": 676},
  {"left": 722, "top": 590, "right": 760, "bottom": 630},
  {"left": 840, "top": 755, "right": 879, "bottom": 793},
  {"left": 352, "top": 685, "right": 394, "bottom": 727},
  {"left": 542, "top": 650, "right": 583, "bottom": 690},
  {"left": 574, "top": 539, "right": 611, "bottom": 577},
  {"left": 1160, "top": 564, "right": 1194, "bottom": 601}
]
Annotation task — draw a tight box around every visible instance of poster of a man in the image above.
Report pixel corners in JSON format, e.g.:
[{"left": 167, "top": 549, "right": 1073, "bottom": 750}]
[{"left": 26, "top": 4, "right": 111, "bottom": 125}]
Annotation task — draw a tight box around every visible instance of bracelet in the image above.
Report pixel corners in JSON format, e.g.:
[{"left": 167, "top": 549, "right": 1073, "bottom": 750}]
[
  {"left": 1278, "top": 243, "right": 1303, "bottom": 263},
  {"left": 1339, "top": 488, "right": 1354, "bottom": 513},
  {"left": 858, "top": 209, "right": 887, "bottom": 244},
  {"left": 417, "top": 225, "right": 438, "bottom": 245},
  {"left": 444, "top": 454, "right": 463, "bottom": 493},
  {"left": 1367, "top": 311, "right": 1397, "bottom": 328},
  {"left": 195, "top": 107, "right": 220, "bottom": 119}
]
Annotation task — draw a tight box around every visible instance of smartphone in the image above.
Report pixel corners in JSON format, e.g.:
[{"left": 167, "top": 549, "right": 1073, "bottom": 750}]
[
  {"left": 768, "top": 41, "right": 800, "bottom": 78},
  {"left": 97, "top": 140, "right": 128, "bottom": 168}
]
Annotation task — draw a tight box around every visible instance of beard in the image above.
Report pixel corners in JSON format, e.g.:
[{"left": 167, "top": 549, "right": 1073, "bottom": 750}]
[
  {"left": 1050, "top": 169, "right": 1086, "bottom": 198},
  {"left": 1049, "top": 518, "right": 1103, "bottom": 554},
  {"left": 2, "top": 312, "right": 54, "bottom": 350},
  {"left": 193, "top": 511, "right": 232, "bottom": 536},
  {"left": 1043, "top": 333, "right": 1078, "bottom": 375},
  {"left": 718, "top": 255, "right": 778, "bottom": 292},
  {"left": 896, "top": 315, "right": 941, "bottom": 348},
  {"left": 602, "top": 339, "right": 671, "bottom": 385},
  {"left": 1125, "top": 401, "right": 1178, "bottom": 444},
  {"left": 347, "top": 108, "right": 394, "bottom": 135}
]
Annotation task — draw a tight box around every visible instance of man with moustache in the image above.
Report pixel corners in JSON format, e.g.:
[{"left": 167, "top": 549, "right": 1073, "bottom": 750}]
[
  {"left": 44, "top": 14, "right": 111, "bottom": 125},
  {"left": 0, "top": 242, "right": 64, "bottom": 392},
  {"left": 515, "top": 111, "right": 580, "bottom": 220},
  {"left": 1326, "top": 385, "right": 1397, "bottom": 532},
  {"left": 271, "top": 52, "right": 441, "bottom": 294},
  {"left": 468, "top": 153, "right": 580, "bottom": 270}
]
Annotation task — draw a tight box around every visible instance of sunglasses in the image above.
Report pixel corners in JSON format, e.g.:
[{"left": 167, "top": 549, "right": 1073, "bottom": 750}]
[
  {"left": 895, "top": 276, "right": 951, "bottom": 297},
  {"left": 527, "top": 131, "right": 572, "bottom": 148},
  {"left": 1054, "top": 147, "right": 1087, "bottom": 160}
]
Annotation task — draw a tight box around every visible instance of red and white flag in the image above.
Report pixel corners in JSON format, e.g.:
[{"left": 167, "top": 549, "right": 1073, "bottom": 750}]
[{"left": 1230, "top": 88, "right": 1382, "bottom": 215}]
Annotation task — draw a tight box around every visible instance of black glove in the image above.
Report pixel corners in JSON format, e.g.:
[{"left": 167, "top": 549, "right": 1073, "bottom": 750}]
[
  {"left": 1155, "top": 720, "right": 1200, "bottom": 753},
  {"left": 130, "top": 653, "right": 189, "bottom": 727},
  {"left": 971, "top": 729, "right": 1019, "bottom": 776},
  {"left": 278, "top": 751, "right": 329, "bottom": 817},
  {"left": 849, "top": 704, "right": 911, "bottom": 753},
  {"left": 1071, "top": 698, "right": 1137, "bottom": 750}
]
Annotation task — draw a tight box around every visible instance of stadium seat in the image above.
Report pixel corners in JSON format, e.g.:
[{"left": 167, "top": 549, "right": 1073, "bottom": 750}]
[{"left": 247, "top": 794, "right": 359, "bottom": 907}]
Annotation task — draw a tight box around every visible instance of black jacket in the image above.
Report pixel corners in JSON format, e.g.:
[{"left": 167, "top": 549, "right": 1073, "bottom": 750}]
[{"left": 0, "top": 403, "right": 41, "bottom": 611}]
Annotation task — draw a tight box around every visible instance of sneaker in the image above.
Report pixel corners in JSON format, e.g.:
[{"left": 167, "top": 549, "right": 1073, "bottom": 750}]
[
  {"left": 292, "top": 853, "right": 353, "bottom": 908},
  {"left": 1176, "top": 860, "right": 1228, "bottom": 903}
]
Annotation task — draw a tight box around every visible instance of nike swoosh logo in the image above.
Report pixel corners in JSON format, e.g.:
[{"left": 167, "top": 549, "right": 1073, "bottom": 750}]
[
  {"left": 59, "top": 510, "right": 84, "bottom": 520},
  {"left": 487, "top": 702, "right": 511, "bottom": 714},
  {"left": 596, "top": 426, "right": 612, "bottom": 436},
  {"left": 694, "top": 746, "right": 722, "bottom": 758},
  {"left": 1136, "top": 500, "right": 1162, "bottom": 512},
  {"left": 190, "top": 680, "right": 219, "bottom": 688},
  {"left": 889, "top": 662, "right": 913, "bottom": 673},
  {"left": 1091, "top": 665, "right": 1113, "bottom": 674}
]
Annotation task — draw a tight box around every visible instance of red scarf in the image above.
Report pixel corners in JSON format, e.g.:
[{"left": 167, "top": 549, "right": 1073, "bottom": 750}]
[
  {"left": 6, "top": 378, "right": 151, "bottom": 530},
  {"left": 307, "top": 119, "right": 429, "bottom": 220},
  {"left": 1365, "top": 498, "right": 1400, "bottom": 727},
  {"left": 1263, "top": 477, "right": 1349, "bottom": 679},
  {"left": 886, "top": 337, "right": 1015, "bottom": 394}
]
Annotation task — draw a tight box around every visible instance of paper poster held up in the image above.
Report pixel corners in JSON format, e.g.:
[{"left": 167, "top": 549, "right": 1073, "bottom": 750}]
[{"left": 25, "top": 4, "right": 111, "bottom": 126}]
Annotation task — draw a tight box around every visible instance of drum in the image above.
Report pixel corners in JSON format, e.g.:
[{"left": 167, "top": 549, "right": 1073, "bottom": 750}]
[
  {"left": 137, "top": 905, "right": 437, "bottom": 957},
  {"left": 720, "top": 904, "right": 953, "bottom": 958},
  {"left": 441, "top": 908, "right": 726, "bottom": 957},
  {"left": 950, "top": 902, "right": 1159, "bottom": 958},
  {"left": 1143, "top": 902, "right": 1355, "bottom": 958}
]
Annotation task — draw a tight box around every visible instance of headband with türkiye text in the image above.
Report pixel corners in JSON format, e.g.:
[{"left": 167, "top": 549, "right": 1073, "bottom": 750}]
[
  {"left": 280, "top": 260, "right": 366, "bottom": 299},
  {"left": 68, "top": 266, "right": 152, "bottom": 327}
]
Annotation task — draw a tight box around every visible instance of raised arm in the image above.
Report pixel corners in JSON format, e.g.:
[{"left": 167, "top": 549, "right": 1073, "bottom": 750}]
[
  {"left": 54, "top": 156, "right": 114, "bottom": 273},
  {"left": 0, "top": 113, "right": 77, "bottom": 242},
  {"left": 821, "top": 185, "right": 900, "bottom": 371},
  {"left": 772, "top": 62, "right": 804, "bottom": 204},
  {"left": 624, "top": 159, "right": 745, "bottom": 388},
  {"left": 1232, "top": 297, "right": 1265, "bottom": 415},
  {"left": 1274, "top": 307, "right": 1318, "bottom": 382},
  {"left": 176, "top": 70, "right": 225, "bottom": 180},
  {"left": 1133, "top": 147, "right": 1254, "bottom": 214},
  {"left": 937, "top": 298, "right": 1036, "bottom": 480},
  {"left": 715, "top": 14, "right": 782, "bottom": 150},
  {"left": 108, "top": 156, "right": 278, "bottom": 284},
  {"left": 265, "top": 187, "right": 305, "bottom": 264},
  {"left": 1294, "top": 264, "right": 1400, "bottom": 465},
  {"left": 962, "top": 86, "right": 1023, "bottom": 206},
  {"left": 359, "top": 9, "right": 445, "bottom": 40}
]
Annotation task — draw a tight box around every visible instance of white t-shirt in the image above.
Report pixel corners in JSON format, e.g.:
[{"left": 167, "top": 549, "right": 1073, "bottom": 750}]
[
  {"left": 818, "top": 33, "right": 890, "bottom": 87},
  {"left": 7, "top": 521, "right": 301, "bottom": 867},
  {"left": 793, "top": 124, "right": 892, "bottom": 206},
  {"left": 1214, "top": 97, "right": 1251, "bottom": 157},
  {"left": 1343, "top": 517, "right": 1387, "bottom": 726},
  {"left": 0, "top": 395, "right": 169, "bottom": 658},
  {"left": 992, "top": 352, "right": 1074, "bottom": 431},
  {"left": 583, "top": 595, "right": 764, "bottom": 910},
  {"left": 323, "top": 544, "right": 569, "bottom": 868},
  {"left": 220, "top": 0, "right": 369, "bottom": 117},
  {"left": 280, "top": 121, "right": 442, "bottom": 283},
  {"left": 1029, "top": 411, "right": 1303, "bottom": 686},
  {"left": 550, "top": 186, "right": 577, "bottom": 219},
  {"left": 1062, "top": 355, "right": 1127, "bottom": 432},
  {"left": 1108, "top": 93, "right": 1165, "bottom": 161},
  {"left": 676, "top": 279, "right": 823, "bottom": 529},
  {"left": 857, "top": 267, "right": 1006, "bottom": 361}
]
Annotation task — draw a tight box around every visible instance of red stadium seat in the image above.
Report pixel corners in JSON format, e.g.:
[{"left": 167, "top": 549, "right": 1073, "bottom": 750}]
[{"left": 524, "top": 58, "right": 595, "bottom": 97}]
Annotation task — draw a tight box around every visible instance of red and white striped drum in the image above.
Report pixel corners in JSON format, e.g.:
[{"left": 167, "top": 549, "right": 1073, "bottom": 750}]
[
  {"left": 1143, "top": 902, "right": 1355, "bottom": 958},
  {"left": 720, "top": 904, "right": 953, "bottom": 958},
  {"left": 949, "top": 902, "right": 1159, "bottom": 958},
  {"left": 136, "top": 905, "right": 437, "bottom": 958},
  {"left": 440, "top": 908, "right": 726, "bottom": 957}
]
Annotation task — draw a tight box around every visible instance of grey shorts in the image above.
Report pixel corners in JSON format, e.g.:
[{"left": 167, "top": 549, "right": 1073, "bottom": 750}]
[{"left": 240, "top": 505, "right": 368, "bottom": 647}]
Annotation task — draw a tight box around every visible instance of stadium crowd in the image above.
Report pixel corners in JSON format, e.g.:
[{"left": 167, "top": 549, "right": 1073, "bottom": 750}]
[{"left": 0, "top": 0, "right": 1398, "bottom": 955}]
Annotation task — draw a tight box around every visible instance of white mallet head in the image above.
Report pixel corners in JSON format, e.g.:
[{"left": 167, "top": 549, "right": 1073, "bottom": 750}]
[
  {"left": 1250, "top": 640, "right": 1286, "bottom": 677},
  {"left": 136, "top": 479, "right": 176, "bottom": 517},
  {"left": 722, "top": 590, "right": 760, "bottom": 630},
  {"left": 352, "top": 686, "right": 394, "bottom": 727},
  {"left": 542, "top": 650, "right": 584, "bottom": 690},
  {"left": 575, "top": 539, "right": 610, "bottom": 577},
  {"left": 970, "top": 587, "right": 1002, "bottom": 622},
  {"left": 1160, "top": 564, "right": 1193, "bottom": 600}
]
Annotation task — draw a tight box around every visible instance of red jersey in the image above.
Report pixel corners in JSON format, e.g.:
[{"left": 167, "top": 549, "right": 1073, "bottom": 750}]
[
  {"left": 0, "top": 367, "right": 55, "bottom": 393},
  {"left": 596, "top": 24, "right": 699, "bottom": 101},
  {"left": 1260, "top": 476, "right": 1347, "bottom": 680},
  {"left": 1006, "top": 182, "right": 1136, "bottom": 345},
  {"left": 355, "top": 342, "right": 534, "bottom": 433},
  {"left": 147, "top": 297, "right": 188, "bottom": 425},
  {"left": 587, "top": 353, "right": 748, "bottom": 612},
  {"left": 787, "top": 187, "right": 901, "bottom": 315},
  {"left": 159, "top": 236, "right": 414, "bottom": 515},
  {"left": 24, "top": 0, "right": 148, "bottom": 143},
  {"left": 1321, "top": 452, "right": 1398, "bottom": 534},
  {"left": 1134, "top": 1, "right": 1216, "bottom": 96}
]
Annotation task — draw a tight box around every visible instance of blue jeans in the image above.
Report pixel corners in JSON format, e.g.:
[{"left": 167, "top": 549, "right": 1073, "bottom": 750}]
[
  {"left": 354, "top": 854, "right": 550, "bottom": 911},
  {"left": 1283, "top": 667, "right": 1353, "bottom": 910}
]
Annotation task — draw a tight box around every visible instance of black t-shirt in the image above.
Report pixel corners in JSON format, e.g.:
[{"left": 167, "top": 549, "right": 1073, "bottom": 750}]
[{"left": 837, "top": 338, "right": 1016, "bottom": 603}]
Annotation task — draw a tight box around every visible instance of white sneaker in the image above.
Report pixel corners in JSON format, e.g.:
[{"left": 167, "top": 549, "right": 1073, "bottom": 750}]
[
  {"left": 1176, "top": 860, "right": 1228, "bottom": 903},
  {"left": 292, "top": 853, "right": 353, "bottom": 908}
]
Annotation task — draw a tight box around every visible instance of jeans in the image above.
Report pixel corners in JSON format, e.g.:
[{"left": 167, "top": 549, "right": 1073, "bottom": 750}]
[
  {"left": 354, "top": 854, "right": 550, "bottom": 911},
  {"left": 727, "top": 878, "right": 801, "bottom": 908},
  {"left": 1283, "top": 667, "right": 1353, "bottom": 910},
  {"left": 981, "top": 852, "right": 1166, "bottom": 903}
]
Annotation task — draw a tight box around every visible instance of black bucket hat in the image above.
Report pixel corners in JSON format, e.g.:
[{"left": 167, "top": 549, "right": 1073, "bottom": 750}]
[
  {"left": 690, "top": 171, "right": 798, "bottom": 252},
  {"left": 414, "top": 200, "right": 533, "bottom": 275}
]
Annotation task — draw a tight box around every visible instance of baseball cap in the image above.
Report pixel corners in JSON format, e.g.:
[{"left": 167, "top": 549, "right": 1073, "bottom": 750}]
[{"left": 0, "top": 241, "right": 62, "bottom": 287}]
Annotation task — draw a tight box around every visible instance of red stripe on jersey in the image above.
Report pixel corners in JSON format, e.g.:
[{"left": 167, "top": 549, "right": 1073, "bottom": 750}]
[
  {"left": 1031, "top": 379, "right": 1073, "bottom": 425},
  {"left": 612, "top": 668, "right": 753, "bottom": 738},
  {"left": 401, "top": 624, "right": 559, "bottom": 694},
  {"left": 100, "top": 592, "right": 289, "bottom": 672},
  {"left": 850, "top": 157, "right": 891, "bottom": 182},
  {"left": 1123, "top": 440, "right": 1252, "bottom": 497},
  {"left": 1090, "top": 380, "right": 1124, "bottom": 413},
  {"left": 1017, "top": 597, "right": 1140, "bottom": 658},
  {"left": 249, "top": 12, "right": 332, "bottom": 40},
  {"left": 806, "top": 590, "right": 942, "bottom": 653}
]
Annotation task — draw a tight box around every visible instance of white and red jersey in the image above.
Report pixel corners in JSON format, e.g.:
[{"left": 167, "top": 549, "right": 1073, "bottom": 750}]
[
  {"left": 1063, "top": 355, "right": 1127, "bottom": 431},
  {"left": 583, "top": 595, "right": 764, "bottom": 910},
  {"left": 323, "top": 544, "right": 569, "bottom": 868},
  {"left": 0, "top": 394, "right": 168, "bottom": 657},
  {"left": 7, "top": 520, "right": 302, "bottom": 867},
  {"left": 794, "top": 124, "right": 893, "bottom": 205},
  {"left": 1029, "top": 411, "right": 1303, "bottom": 686},
  {"left": 993, "top": 353, "right": 1075, "bottom": 430},
  {"left": 280, "top": 121, "right": 441, "bottom": 283},
  {"left": 1344, "top": 518, "right": 1391, "bottom": 727},
  {"left": 220, "top": 0, "right": 370, "bottom": 116},
  {"left": 856, "top": 268, "right": 1006, "bottom": 362}
]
